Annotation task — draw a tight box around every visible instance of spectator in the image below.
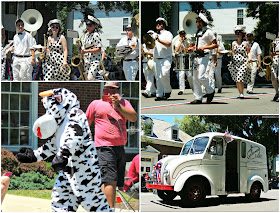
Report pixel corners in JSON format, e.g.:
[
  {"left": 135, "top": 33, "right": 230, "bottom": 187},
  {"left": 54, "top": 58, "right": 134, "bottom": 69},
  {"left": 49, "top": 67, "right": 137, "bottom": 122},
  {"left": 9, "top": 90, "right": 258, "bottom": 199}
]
[{"left": 123, "top": 154, "right": 139, "bottom": 192}]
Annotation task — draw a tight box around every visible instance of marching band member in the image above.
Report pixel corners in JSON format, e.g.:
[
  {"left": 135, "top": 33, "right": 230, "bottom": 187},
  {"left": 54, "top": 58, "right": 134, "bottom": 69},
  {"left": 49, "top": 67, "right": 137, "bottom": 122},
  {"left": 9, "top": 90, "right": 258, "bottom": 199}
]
[
  {"left": 116, "top": 26, "right": 139, "bottom": 81},
  {"left": 246, "top": 32, "right": 262, "bottom": 94},
  {"left": 81, "top": 15, "right": 102, "bottom": 81},
  {"left": 12, "top": 19, "right": 35, "bottom": 81},
  {"left": 174, "top": 29, "right": 193, "bottom": 95},
  {"left": 44, "top": 19, "right": 69, "bottom": 81},
  {"left": 206, "top": 33, "right": 225, "bottom": 93},
  {"left": 188, "top": 13, "right": 217, "bottom": 104},
  {"left": 142, "top": 30, "right": 156, "bottom": 98},
  {"left": 271, "top": 33, "right": 279, "bottom": 102},
  {"left": 228, "top": 26, "right": 251, "bottom": 99},
  {"left": 152, "top": 17, "right": 173, "bottom": 101}
]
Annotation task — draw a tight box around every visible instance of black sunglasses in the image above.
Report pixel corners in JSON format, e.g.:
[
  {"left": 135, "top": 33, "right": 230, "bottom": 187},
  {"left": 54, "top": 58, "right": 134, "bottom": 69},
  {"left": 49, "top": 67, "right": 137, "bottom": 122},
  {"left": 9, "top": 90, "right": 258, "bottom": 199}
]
[
  {"left": 86, "top": 23, "right": 94, "bottom": 27},
  {"left": 51, "top": 25, "right": 60, "bottom": 29},
  {"left": 235, "top": 31, "right": 242, "bottom": 35},
  {"left": 247, "top": 34, "right": 253, "bottom": 37}
]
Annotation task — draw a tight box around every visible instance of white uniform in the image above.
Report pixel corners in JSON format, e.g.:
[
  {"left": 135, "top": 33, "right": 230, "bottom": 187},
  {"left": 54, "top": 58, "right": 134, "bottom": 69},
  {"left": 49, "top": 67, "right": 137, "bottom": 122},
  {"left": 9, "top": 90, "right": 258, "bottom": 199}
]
[
  {"left": 117, "top": 36, "right": 139, "bottom": 81},
  {"left": 142, "top": 43, "right": 156, "bottom": 96},
  {"left": 12, "top": 31, "right": 35, "bottom": 81},
  {"left": 174, "top": 38, "right": 193, "bottom": 92},
  {"left": 193, "top": 27, "right": 215, "bottom": 100},
  {"left": 152, "top": 30, "right": 173, "bottom": 97},
  {"left": 247, "top": 41, "right": 262, "bottom": 92}
]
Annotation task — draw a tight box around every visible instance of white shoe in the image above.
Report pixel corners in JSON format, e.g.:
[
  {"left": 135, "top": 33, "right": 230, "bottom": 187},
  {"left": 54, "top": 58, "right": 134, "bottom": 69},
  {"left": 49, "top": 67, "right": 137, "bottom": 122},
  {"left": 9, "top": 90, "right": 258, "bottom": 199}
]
[{"left": 239, "top": 94, "right": 244, "bottom": 99}]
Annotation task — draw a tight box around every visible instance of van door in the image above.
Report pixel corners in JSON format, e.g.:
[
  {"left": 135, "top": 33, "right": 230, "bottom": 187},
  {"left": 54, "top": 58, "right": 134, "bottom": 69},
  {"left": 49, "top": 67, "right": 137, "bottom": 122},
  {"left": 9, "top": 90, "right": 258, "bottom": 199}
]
[
  {"left": 225, "top": 140, "right": 239, "bottom": 192},
  {"left": 239, "top": 141, "right": 248, "bottom": 193},
  {"left": 201, "top": 137, "right": 226, "bottom": 194}
]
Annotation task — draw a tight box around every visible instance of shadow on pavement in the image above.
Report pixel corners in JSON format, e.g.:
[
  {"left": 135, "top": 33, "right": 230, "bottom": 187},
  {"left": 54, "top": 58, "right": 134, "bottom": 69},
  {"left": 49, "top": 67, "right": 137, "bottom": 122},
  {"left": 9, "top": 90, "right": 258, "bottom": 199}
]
[{"left": 154, "top": 196, "right": 276, "bottom": 209}]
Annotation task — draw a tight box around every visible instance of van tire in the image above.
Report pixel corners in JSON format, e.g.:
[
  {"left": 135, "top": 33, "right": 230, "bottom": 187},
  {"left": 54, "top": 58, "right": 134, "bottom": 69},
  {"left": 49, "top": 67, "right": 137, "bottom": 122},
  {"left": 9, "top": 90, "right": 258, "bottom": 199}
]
[
  {"left": 245, "top": 182, "right": 261, "bottom": 202},
  {"left": 180, "top": 180, "right": 206, "bottom": 207},
  {"left": 157, "top": 190, "right": 178, "bottom": 201}
]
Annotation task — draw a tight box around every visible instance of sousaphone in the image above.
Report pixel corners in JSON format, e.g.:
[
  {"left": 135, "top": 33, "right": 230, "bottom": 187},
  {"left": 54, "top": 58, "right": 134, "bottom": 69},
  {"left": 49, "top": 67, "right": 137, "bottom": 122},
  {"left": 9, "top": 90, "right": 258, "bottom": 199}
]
[{"left": 21, "top": 9, "right": 43, "bottom": 34}]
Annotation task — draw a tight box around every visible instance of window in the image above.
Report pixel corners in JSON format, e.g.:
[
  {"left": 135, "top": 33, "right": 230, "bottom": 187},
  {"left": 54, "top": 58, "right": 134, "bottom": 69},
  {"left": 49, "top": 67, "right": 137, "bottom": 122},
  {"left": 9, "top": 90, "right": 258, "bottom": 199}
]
[
  {"left": 146, "top": 167, "right": 150, "bottom": 172},
  {"left": 209, "top": 138, "right": 224, "bottom": 156},
  {"left": 25, "top": 2, "right": 36, "bottom": 9},
  {"left": 141, "top": 167, "right": 144, "bottom": 172},
  {"left": 237, "top": 9, "right": 244, "bottom": 25},
  {"left": 112, "top": 82, "right": 139, "bottom": 150},
  {"left": 241, "top": 142, "right": 246, "bottom": 158},
  {"left": 123, "top": 18, "right": 129, "bottom": 31},
  {"left": 172, "top": 129, "right": 178, "bottom": 140},
  {"left": 1, "top": 83, "right": 37, "bottom": 151},
  {"left": 5, "top": 2, "right": 17, "bottom": 15}
]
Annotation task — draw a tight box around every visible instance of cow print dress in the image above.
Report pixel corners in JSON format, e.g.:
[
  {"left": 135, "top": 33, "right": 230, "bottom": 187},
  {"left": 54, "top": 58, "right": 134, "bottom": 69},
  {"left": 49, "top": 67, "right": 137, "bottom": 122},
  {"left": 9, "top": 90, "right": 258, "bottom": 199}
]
[
  {"left": 82, "top": 29, "right": 102, "bottom": 80},
  {"left": 228, "top": 41, "right": 251, "bottom": 83},
  {"left": 43, "top": 35, "right": 70, "bottom": 81}
]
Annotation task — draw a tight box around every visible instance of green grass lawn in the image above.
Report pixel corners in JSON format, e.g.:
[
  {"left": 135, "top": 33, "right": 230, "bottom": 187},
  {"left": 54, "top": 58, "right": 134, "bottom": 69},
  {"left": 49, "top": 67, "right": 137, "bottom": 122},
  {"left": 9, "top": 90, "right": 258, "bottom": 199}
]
[{"left": 7, "top": 190, "right": 52, "bottom": 200}]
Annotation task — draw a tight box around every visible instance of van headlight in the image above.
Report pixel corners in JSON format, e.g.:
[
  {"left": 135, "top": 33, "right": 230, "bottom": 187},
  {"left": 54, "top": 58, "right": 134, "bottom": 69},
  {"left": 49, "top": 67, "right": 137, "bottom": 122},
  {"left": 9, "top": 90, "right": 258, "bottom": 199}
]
[{"left": 164, "top": 169, "right": 170, "bottom": 184}]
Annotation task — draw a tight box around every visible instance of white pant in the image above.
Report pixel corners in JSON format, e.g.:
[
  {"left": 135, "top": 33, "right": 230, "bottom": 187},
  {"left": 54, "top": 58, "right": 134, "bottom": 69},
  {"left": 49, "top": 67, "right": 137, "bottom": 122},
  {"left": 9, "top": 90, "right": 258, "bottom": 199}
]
[
  {"left": 123, "top": 60, "right": 138, "bottom": 81},
  {"left": 246, "top": 61, "right": 258, "bottom": 92},
  {"left": 154, "top": 57, "right": 172, "bottom": 97},
  {"left": 215, "top": 58, "right": 223, "bottom": 89},
  {"left": 12, "top": 56, "right": 33, "bottom": 81},
  {"left": 193, "top": 56, "right": 214, "bottom": 100},
  {"left": 143, "top": 63, "right": 156, "bottom": 95},
  {"left": 178, "top": 70, "right": 193, "bottom": 91}
]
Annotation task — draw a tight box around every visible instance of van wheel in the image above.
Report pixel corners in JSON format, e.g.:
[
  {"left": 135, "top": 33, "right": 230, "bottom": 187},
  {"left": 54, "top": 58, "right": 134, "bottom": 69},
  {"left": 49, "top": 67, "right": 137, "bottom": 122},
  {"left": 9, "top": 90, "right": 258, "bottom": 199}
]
[
  {"left": 157, "top": 190, "right": 178, "bottom": 201},
  {"left": 245, "top": 182, "right": 261, "bottom": 201},
  {"left": 180, "top": 180, "right": 206, "bottom": 207},
  {"left": 218, "top": 195, "right": 227, "bottom": 203}
]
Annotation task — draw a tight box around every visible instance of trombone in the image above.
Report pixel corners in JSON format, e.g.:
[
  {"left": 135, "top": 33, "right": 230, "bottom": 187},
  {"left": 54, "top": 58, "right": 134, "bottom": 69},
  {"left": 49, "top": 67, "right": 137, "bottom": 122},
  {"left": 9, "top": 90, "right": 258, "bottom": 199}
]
[{"left": 71, "top": 30, "right": 86, "bottom": 80}]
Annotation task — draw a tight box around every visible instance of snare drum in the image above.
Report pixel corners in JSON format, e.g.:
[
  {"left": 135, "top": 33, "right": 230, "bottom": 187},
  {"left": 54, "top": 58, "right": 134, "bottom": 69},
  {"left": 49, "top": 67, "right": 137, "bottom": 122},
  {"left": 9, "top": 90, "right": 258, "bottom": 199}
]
[{"left": 174, "top": 54, "right": 193, "bottom": 71}]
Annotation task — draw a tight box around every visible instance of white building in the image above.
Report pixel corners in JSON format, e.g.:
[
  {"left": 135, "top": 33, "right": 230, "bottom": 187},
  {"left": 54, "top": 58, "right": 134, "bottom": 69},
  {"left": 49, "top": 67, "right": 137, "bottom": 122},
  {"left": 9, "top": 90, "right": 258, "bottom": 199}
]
[
  {"left": 179, "top": 2, "right": 259, "bottom": 44},
  {"left": 74, "top": 4, "right": 133, "bottom": 48}
]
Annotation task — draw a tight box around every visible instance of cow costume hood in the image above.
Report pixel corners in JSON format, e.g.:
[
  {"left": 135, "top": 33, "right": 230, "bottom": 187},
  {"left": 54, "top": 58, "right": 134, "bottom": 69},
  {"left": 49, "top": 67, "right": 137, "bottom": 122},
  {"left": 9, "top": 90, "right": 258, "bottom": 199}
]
[{"left": 33, "top": 88, "right": 80, "bottom": 139}]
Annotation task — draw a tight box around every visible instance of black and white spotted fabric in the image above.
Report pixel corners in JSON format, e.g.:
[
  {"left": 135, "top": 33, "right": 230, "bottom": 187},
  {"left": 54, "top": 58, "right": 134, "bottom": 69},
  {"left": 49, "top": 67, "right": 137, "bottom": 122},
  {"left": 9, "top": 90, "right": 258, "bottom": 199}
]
[
  {"left": 33, "top": 88, "right": 111, "bottom": 212},
  {"left": 228, "top": 41, "right": 251, "bottom": 83},
  {"left": 82, "top": 30, "right": 102, "bottom": 80},
  {"left": 43, "top": 36, "right": 70, "bottom": 81},
  {"left": 1, "top": 52, "right": 5, "bottom": 80}
]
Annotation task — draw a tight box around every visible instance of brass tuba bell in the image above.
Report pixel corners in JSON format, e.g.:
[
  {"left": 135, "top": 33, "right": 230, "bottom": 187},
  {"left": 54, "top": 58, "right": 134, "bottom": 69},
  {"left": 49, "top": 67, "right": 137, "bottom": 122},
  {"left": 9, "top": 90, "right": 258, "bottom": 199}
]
[{"left": 21, "top": 9, "right": 43, "bottom": 33}]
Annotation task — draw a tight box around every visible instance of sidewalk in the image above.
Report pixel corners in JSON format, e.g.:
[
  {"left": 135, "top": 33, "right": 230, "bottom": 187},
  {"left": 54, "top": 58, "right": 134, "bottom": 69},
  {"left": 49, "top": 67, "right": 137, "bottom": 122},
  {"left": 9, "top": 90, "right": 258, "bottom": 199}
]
[{"left": 2, "top": 194, "right": 129, "bottom": 212}]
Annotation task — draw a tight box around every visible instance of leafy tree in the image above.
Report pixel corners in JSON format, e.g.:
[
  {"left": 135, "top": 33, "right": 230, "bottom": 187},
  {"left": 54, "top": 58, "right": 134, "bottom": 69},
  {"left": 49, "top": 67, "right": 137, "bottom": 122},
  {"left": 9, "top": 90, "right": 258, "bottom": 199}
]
[
  {"left": 175, "top": 115, "right": 219, "bottom": 137},
  {"left": 243, "top": 2, "right": 279, "bottom": 55},
  {"left": 97, "top": 1, "right": 139, "bottom": 16}
]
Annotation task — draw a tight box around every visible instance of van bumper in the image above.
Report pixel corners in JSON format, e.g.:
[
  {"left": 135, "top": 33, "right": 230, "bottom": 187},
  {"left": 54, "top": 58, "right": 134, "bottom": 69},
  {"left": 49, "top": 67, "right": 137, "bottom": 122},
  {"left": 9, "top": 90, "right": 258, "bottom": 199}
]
[{"left": 146, "top": 183, "right": 174, "bottom": 190}]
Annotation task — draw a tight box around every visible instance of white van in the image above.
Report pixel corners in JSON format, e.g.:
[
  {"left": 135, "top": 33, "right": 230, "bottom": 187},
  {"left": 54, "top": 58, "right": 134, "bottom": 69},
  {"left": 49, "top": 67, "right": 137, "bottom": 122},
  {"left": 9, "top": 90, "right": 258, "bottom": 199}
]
[{"left": 146, "top": 132, "right": 269, "bottom": 206}]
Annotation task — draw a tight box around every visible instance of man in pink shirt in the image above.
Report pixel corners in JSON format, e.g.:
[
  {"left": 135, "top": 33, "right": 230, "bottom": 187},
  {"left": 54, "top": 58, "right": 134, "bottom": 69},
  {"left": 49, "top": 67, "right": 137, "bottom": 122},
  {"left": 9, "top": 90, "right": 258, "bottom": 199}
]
[{"left": 86, "top": 82, "right": 137, "bottom": 210}]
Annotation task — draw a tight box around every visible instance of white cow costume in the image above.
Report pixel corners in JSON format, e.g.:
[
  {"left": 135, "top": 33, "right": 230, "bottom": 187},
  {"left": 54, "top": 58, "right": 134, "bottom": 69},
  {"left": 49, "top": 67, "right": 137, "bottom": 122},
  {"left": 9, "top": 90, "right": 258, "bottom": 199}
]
[{"left": 16, "top": 88, "right": 111, "bottom": 212}]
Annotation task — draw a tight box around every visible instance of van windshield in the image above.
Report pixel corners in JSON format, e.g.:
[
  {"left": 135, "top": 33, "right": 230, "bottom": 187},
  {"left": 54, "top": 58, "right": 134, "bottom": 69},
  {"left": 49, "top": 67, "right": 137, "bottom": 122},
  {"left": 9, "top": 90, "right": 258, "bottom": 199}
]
[{"left": 181, "top": 137, "right": 209, "bottom": 155}]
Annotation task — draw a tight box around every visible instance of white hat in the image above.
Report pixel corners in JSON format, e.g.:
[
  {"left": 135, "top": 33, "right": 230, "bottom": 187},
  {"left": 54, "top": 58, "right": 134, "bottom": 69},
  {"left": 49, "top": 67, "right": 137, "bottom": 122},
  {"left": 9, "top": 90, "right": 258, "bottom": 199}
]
[
  {"left": 196, "top": 13, "right": 209, "bottom": 25},
  {"left": 48, "top": 19, "right": 61, "bottom": 28},
  {"left": 147, "top": 30, "right": 154, "bottom": 34},
  {"left": 234, "top": 25, "right": 245, "bottom": 32},
  {"left": 177, "top": 28, "right": 186, "bottom": 34},
  {"left": 156, "top": 17, "right": 168, "bottom": 26},
  {"left": 86, "top": 15, "right": 100, "bottom": 25}
]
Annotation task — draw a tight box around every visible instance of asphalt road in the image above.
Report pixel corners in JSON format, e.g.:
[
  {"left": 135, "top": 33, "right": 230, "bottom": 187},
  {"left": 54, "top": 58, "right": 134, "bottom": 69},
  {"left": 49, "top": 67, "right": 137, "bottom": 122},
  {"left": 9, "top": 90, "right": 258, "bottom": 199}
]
[
  {"left": 140, "top": 189, "right": 279, "bottom": 212},
  {"left": 141, "top": 86, "right": 279, "bottom": 114}
]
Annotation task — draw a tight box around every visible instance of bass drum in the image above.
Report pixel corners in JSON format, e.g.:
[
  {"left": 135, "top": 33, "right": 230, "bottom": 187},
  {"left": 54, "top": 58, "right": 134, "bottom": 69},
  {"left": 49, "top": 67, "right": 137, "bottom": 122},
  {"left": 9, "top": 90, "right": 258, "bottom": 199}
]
[{"left": 174, "top": 54, "right": 193, "bottom": 71}]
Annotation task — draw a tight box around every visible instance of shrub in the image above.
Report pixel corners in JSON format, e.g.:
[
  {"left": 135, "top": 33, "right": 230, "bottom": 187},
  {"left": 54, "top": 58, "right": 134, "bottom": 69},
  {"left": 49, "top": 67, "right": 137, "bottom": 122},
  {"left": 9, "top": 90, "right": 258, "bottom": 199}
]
[
  {"left": 9, "top": 172, "right": 58, "bottom": 190},
  {"left": 1, "top": 148, "right": 55, "bottom": 179}
]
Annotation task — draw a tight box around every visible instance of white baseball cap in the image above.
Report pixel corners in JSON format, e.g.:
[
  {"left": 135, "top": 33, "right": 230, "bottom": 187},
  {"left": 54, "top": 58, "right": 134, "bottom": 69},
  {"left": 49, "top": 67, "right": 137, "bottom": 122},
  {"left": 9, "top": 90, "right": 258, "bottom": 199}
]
[{"left": 156, "top": 17, "right": 168, "bottom": 26}]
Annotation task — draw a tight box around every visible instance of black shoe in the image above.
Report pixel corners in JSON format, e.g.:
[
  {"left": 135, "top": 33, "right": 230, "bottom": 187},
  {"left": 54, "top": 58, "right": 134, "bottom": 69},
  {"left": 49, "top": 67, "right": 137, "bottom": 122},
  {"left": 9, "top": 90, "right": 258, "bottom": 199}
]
[
  {"left": 203, "top": 94, "right": 208, "bottom": 98},
  {"left": 247, "top": 91, "right": 253, "bottom": 94},
  {"left": 178, "top": 91, "right": 183, "bottom": 95},
  {"left": 142, "top": 92, "right": 150, "bottom": 98},
  {"left": 155, "top": 96, "right": 167, "bottom": 101},
  {"left": 207, "top": 91, "right": 215, "bottom": 103},
  {"left": 276, "top": 98, "right": 279, "bottom": 102},
  {"left": 151, "top": 93, "right": 156, "bottom": 97},
  {"left": 273, "top": 93, "right": 279, "bottom": 101},
  {"left": 190, "top": 99, "right": 202, "bottom": 104},
  {"left": 218, "top": 88, "right": 222, "bottom": 93},
  {"left": 165, "top": 93, "right": 171, "bottom": 98}
]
